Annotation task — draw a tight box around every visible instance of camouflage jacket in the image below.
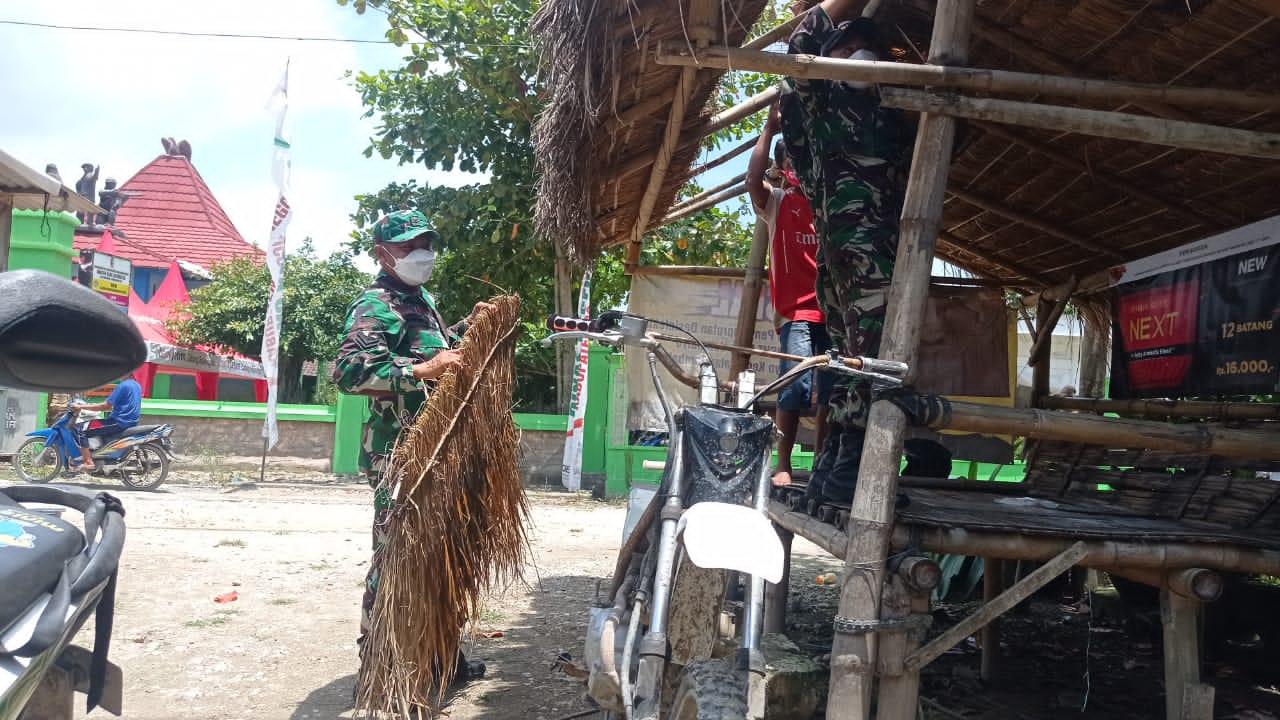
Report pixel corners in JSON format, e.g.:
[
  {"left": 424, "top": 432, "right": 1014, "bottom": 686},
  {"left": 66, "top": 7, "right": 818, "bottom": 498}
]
[
  {"left": 779, "top": 8, "right": 914, "bottom": 212},
  {"left": 332, "top": 271, "right": 466, "bottom": 477}
]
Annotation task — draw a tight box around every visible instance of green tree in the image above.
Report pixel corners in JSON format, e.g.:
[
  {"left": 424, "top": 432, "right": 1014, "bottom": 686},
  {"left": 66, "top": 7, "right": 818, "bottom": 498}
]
[
  {"left": 168, "top": 241, "right": 371, "bottom": 404},
  {"left": 340, "top": 0, "right": 777, "bottom": 411}
]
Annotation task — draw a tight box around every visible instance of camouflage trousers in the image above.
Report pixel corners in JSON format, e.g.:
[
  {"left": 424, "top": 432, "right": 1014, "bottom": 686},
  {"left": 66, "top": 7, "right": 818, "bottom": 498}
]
[
  {"left": 814, "top": 170, "right": 903, "bottom": 427},
  {"left": 360, "top": 473, "right": 395, "bottom": 644}
]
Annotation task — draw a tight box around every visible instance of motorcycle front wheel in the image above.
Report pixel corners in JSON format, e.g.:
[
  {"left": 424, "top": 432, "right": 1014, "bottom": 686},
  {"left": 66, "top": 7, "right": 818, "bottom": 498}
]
[
  {"left": 11, "top": 437, "right": 63, "bottom": 483},
  {"left": 668, "top": 660, "right": 747, "bottom": 720},
  {"left": 118, "top": 443, "right": 170, "bottom": 490}
]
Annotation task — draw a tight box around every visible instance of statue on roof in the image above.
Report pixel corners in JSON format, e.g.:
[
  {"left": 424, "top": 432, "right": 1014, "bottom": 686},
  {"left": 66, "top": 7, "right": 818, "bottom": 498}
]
[
  {"left": 96, "top": 178, "right": 138, "bottom": 226},
  {"left": 75, "top": 164, "right": 99, "bottom": 224},
  {"left": 161, "top": 137, "right": 192, "bottom": 161}
]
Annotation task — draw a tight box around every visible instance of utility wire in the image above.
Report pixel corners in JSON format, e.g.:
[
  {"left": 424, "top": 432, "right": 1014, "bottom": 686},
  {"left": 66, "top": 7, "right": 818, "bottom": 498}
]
[{"left": 0, "top": 19, "right": 397, "bottom": 43}]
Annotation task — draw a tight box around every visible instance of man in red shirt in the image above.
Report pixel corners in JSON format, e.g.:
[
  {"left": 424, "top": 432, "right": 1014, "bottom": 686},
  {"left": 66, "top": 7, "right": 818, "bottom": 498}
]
[{"left": 748, "top": 101, "right": 833, "bottom": 487}]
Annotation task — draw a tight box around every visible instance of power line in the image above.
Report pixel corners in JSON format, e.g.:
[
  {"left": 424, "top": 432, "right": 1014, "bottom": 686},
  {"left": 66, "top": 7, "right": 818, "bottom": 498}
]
[{"left": 0, "top": 18, "right": 397, "bottom": 43}]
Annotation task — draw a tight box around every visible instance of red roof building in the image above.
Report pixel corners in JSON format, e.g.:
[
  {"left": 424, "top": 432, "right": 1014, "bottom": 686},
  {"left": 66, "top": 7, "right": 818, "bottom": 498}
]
[{"left": 73, "top": 141, "right": 263, "bottom": 299}]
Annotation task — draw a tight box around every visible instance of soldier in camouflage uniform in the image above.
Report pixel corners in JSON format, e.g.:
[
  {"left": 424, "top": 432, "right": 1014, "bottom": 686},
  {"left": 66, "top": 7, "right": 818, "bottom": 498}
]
[
  {"left": 332, "top": 208, "right": 488, "bottom": 683},
  {"left": 779, "top": 1, "right": 915, "bottom": 503}
]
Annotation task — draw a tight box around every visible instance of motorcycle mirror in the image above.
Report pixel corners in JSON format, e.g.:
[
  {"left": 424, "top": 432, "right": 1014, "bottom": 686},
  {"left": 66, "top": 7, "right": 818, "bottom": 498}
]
[{"left": 0, "top": 269, "right": 148, "bottom": 392}]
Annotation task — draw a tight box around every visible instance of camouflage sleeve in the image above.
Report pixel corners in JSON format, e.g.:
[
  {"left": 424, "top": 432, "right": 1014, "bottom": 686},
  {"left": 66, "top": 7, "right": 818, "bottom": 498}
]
[
  {"left": 331, "top": 295, "right": 417, "bottom": 394},
  {"left": 446, "top": 320, "right": 467, "bottom": 345},
  {"left": 786, "top": 7, "right": 838, "bottom": 89}
]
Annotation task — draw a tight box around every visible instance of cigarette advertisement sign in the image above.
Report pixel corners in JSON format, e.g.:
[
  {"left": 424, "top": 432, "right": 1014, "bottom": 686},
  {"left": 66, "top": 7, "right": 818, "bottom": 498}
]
[{"left": 1108, "top": 215, "right": 1280, "bottom": 398}]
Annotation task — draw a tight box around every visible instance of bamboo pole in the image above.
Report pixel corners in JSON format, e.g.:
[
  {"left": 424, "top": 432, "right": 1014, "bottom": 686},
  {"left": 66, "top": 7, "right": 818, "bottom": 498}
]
[
  {"left": 632, "top": 265, "right": 748, "bottom": 278},
  {"left": 687, "top": 137, "right": 756, "bottom": 179},
  {"left": 1019, "top": 268, "right": 1112, "bottom": 307},
  {"left": 948, "top": 188, "right": 1122, "bottom": 260},
  {"left": 1106, "top": 567, "right": 1223, "bottom": 603},
  {"left": 976, "top": 124, "right": 1227, "bottom": 232},
  {"left": 660, "top": 182, "right": 747, "bottom": 224},
  {"left": 938, "top": 230, "right": 1050, "bottom": 286},
  {"left": 730, "top": 216, "right": 771, "bottom": 378},
  {"left": 1161, "top": 589, "right": 1206, "bottom": 720},
  {"left": 653, "top": 44, "right": 1280, "bottom": 114},
  {"left": 828, "top": 3, "right": 975, "bottom": 717},
  {"left": 627, "top": 66, "right": 699, "bottom": 272},
  {"left": 887, "top": 525, "right": 1280, "bottom": 578},
  {"left": 1077, "top": 321, "right": 1110, "bottom": 400},
  {"left": 878, "top": 88, "right": 1280, "bottom": 160},
  {"left": 665, "top": 171, "right": 747, "bottom": 216},
  {"left": 1027, "top": 278, "right": 1075, "bottom": 368},
  {"left": 905, "top": 542, "right": 1089, "bottom": 672},
  {"left": 1041, "top": 396, "right": 1280, "bottom": 421},
  {"left": 933, "top": 400, "right": 1280, "bottom": 461}
]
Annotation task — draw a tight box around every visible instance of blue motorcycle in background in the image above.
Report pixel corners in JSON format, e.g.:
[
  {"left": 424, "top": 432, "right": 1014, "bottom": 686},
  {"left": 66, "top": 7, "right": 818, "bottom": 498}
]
[{"left": 10, "top": 405, "right": 175, "bottom": 490}]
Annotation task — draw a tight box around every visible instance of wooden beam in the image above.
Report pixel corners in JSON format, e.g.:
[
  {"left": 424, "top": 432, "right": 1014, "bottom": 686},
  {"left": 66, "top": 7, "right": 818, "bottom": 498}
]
[
  {"left": 628, "top": 66, "right": 700, "bottom": 271},
  {"left": 905, "top": 542, "right": 1088, "bottom": 672},
  {"left": 976, "top": 124, "right": 1229, "bottom": 231},
  {"left": 948, "top": 188, "right": 1122, "bottom": 260},
  {"left": 1027, "top": 276, "right": 1076, "bottom": 367},
  {"left": 831, "top": 2, "right": 975, "bottom": 717},
  {"left": 1106, "top": 568, "right": 1224, "bottom": 603},
  {"left": 1019, "top": 268, "right": 1111, "bottom": 307},
  {"left": 653, "top": 44, "right": 1280, "bottom": 114},
  {"left": 879, "top": 88, "right": 1280, "bottom": 160},
  {"left": 937, "top": 230, "right": 1050, "bottom": 285},
  {"left": 934, "top": 399, "right": 1280, "bottom": 461},
  {"left": 1249, "top": 0, "right": 1280, "bottom": 19},
  {"left": 667, "top": 171, "right": 747, "bottom": 216}
]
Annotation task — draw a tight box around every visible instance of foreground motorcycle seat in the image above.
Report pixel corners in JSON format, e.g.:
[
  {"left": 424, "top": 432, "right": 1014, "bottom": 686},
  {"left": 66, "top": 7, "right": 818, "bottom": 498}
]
[{"left": 0, "top": 495, "right": 85, "bottom": 637}]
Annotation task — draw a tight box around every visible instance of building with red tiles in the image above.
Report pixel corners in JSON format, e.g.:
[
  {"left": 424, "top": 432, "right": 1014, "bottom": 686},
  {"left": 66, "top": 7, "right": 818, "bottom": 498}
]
[{"left": 73, "top": 140, "right": 263, "bottom": 301}]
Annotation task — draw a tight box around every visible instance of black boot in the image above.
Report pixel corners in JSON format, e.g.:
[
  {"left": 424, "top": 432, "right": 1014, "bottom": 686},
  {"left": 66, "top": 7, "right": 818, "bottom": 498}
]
[
  {"left": 821, "top": 427, "right": 865, "bottom": 504},
  {"left": 804, "top": 424, "right": 843, "bottom": 505}
]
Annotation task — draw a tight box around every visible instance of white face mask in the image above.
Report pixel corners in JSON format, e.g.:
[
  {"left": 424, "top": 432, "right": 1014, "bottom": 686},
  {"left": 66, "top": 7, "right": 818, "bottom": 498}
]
[
  {"left": 842, "top": 49, "right": 879, "bottom": 89},
  {"left": 391, "top": 248, "right": 436, "bottom": 286}
]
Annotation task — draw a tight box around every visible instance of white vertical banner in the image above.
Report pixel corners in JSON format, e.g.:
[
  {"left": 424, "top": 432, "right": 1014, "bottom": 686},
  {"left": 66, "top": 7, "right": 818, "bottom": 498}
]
[
  {"left": 560, "top": 267, "right": 594, "bottom": 491},
  {"left": 261, "top": 60, "right": 292, "bottom": 450}
]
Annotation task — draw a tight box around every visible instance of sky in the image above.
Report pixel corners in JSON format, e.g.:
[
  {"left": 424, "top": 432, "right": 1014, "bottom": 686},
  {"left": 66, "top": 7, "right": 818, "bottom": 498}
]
[{"left": 0, "top": 0, "right": 482, "bottom": 272}]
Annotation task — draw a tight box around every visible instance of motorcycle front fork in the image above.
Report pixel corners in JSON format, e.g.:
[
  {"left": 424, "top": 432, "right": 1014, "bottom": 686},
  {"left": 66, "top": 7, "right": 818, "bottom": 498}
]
[{"left": 631, "top": 432, "right": 775, "bottom": 720}]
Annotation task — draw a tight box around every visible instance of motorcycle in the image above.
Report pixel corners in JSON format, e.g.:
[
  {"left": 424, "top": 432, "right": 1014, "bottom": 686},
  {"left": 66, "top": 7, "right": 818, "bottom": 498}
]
[
  {"left": 544, "top": 311, "right": 907, "bottom": 719},
  {"left": 0, "top": 268, "right": 145, "bottom": 719},
  {"left": 10, "top": 406, "right": 175, "bottom": 491}
]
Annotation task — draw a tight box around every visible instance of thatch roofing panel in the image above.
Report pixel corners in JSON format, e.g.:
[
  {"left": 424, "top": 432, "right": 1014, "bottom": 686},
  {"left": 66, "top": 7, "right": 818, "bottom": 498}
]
[{"left": 534, "top": 0, "right": 1280, "bottom": 286}]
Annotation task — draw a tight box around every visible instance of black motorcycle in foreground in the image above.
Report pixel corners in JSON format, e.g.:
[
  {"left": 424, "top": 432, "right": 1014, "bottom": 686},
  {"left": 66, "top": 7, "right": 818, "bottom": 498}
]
[{"left": 0, "top": 269, "right": 146, "bottom": 719}]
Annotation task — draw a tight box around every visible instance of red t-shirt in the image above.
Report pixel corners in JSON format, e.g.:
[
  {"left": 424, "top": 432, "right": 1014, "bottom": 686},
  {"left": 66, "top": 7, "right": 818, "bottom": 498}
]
[{"left": 759, "top": 180, "right": 824, "bottom": 325}]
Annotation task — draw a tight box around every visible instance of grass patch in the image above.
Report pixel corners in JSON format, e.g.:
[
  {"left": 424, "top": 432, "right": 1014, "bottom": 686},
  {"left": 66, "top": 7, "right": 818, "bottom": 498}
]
[
  {"left": 216, "top": 539, "right": 247, "bottom": 548},
  {"left": 479, "top": 607, "right": 506, "bottom": 625},
  {"left": 184, "top": 609, "right": 238, "bottom": 628},
  {"left": 270, "top": 598, "right": 297, "bottom": 606}
]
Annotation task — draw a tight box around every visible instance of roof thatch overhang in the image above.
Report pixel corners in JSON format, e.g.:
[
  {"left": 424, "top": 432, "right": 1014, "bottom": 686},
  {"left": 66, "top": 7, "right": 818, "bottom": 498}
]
[{"left": 532, "top": 0, "right": 1280, "bottom": 291}]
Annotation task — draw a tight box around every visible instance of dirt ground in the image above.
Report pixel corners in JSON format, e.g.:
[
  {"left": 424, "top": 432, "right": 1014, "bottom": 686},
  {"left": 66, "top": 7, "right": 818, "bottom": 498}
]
[{"left": 3, "top": 464, "right": 1273, "bottom": 720}]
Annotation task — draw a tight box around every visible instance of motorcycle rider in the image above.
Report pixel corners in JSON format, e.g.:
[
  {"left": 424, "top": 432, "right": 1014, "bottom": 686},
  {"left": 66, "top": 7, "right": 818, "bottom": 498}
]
[{"left": 71, "top": 375, "right": 142, "bottom": 471}]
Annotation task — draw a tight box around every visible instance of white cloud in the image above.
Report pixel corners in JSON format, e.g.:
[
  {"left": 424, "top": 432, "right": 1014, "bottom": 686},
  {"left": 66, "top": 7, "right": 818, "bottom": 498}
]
[{"left": 0, "top": 0, "right": 487, "bottom": 272}]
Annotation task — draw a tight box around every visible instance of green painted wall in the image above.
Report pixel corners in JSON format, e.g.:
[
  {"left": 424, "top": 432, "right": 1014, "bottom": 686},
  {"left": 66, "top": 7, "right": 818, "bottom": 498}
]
[{"left": 7, "top": 209, "right": 77, "bottom": 277}]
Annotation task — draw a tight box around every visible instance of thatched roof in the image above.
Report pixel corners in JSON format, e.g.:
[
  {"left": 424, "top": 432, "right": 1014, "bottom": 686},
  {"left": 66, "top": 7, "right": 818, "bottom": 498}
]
[
  {"left": 532, "top": 0, "right": 1280, "bottom": 288},
  {"left": 531, "top": 0, "right": 770, "bottom": 263}
]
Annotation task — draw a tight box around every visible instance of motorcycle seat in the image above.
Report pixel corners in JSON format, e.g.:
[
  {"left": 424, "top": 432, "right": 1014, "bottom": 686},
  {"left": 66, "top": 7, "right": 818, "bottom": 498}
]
[
  {"left": 0, "top": 502, "right": 85, "bottom": 639},
  {"left": 118, "top": 424, "right": 163, "bottom": 436}
]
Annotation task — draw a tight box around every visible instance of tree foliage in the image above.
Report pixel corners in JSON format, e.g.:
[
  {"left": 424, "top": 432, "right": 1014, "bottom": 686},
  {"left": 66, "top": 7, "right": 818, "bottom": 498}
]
[
  {"left": 339, "top": 0, "right": 781, "bottom": 412},
  {"left": 169, "top": 241, "right": 371, "bottom": 404}
]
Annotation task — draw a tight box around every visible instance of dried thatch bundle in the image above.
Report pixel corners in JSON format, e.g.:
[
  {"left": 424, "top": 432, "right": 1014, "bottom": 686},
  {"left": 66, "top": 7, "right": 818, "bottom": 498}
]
[{"left": 355, "top": 294, "right": 529, "bottom": 717}]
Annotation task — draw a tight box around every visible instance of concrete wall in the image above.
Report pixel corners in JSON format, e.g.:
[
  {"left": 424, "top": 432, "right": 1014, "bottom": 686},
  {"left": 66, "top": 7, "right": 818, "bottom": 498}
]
[{"left": 152, "top": 414, "right": 334, "bottom": 459}]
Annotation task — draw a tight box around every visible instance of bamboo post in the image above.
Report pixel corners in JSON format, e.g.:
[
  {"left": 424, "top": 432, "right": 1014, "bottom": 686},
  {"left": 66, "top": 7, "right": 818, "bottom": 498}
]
[
  {"left": 730, "top": 216, "right": 771, "bottom": 379},
  {"left": 874, "top": 573, "right": 928, "bottom": 720},
  {"left": 829, "top": 2, "right": 974, "bottom": 717},
  {"left": 1041, "top": 396, "right": 1280, "bottom": 421},
  {"left": 1030, "top": 298, "right": 1053, "bottom": 405},
  {"left": 554, "top": 243, "right": 575, "bottom": 413},
  {"left": 1161, "top": 588, "right": 1209, "bottom": 720},
  {"left": 627, "top": 66, "right": 698, "bottom": 272},
  {"left": 654, "top": 45, "right": 1280, "bottom": 114},
  {"left": 877, "top": 88, "right": 1280, "bottom": 160},
  {"left": 906, "top": 542, "right": 1088, "bottom": 672},
  {"left": 1078, "top": 320, "right": 1110, "bottom": 400},
  {"left": 931, "top": 400, "right": 1280, "bottom": 461},
  {"left": 764, "top": 526, "right": 794, "bottom": 634},
  {"left": 688, "top": 137, "right": 756, "bottom": 179},
  {"left": 979, "top": 559, "right": 1003, "bottom": 682},
  {"left": 1028, "top": 281, "right": 1074, "bottom": 370}
]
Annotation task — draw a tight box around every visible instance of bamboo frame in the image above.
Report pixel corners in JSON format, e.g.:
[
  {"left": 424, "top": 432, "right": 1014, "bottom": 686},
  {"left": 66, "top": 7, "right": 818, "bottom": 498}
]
[
  {"left": 938, "top": 230, "right": 1049, "bottom": 286},
  {"left": 827, "top": 3, "right": 975, "bottom": 717},
  {"left": 905, "top": 542, "right": 1088, "bottom": 672},
  {"left": 936, "top": 399, "right": 1280, "bottom": 461},
  {"left": 1026, "top": 276, "right": 1075, "bottom": 367},
  {"left": 948, "top": 189, "right": 1121, "bottom": 260},
  {"left": 653, "top": 44, "right": 1280, "bottom": 114},
  {"left": 731, "top": 216, "right": 771, "bottom": 377},
  {"left": 628, "top": 65, "right": 699, "bottom": 271},
  {"left": 667, "top": 171, "right": 747, "bottom": 213},
  {"left": 660, "top": 182, "right": 747, "bottom": 224},
  {"left": 878, "top": 88, "right": 1280, "bottom": 160},
  {"left": 1041, "top": 396, "right": 1280, "bottom": 421},
  {"left": 687, "top": 137, "right": 756, "bottom": 179}
]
